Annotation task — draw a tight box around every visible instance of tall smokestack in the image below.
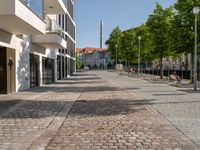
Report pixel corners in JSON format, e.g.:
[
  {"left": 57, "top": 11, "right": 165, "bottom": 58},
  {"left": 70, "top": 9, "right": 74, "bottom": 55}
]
[{"left": 100, "top": 20, "right": 103, "bottom": 49}]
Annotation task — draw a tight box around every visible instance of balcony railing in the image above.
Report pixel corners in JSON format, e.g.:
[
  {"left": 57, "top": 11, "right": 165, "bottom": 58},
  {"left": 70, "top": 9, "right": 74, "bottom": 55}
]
[
  {"left": 46, "top": 18, "right": 63, "bottom": 37},
  {"left": 19, "top": 0, "right": 44, "bottom": 19}
]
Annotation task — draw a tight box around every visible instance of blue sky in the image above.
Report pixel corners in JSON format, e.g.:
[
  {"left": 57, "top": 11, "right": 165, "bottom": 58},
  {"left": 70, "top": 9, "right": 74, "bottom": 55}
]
[{"left": 74, "top": 0, "right": 177, "bottom": 48}]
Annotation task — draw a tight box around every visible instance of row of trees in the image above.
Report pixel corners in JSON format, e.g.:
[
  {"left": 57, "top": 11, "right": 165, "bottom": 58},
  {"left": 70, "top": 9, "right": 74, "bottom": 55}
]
[{"left": 106, "top": 0, "right": 200, "bottom": 79}]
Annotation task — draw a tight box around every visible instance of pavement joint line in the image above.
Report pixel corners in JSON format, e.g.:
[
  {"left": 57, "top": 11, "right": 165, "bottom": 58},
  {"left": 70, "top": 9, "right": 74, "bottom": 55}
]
[
  {"left": 104, "top": 73, "right": 200, "bottom": 149},
  {"left": 28, "top": 83, "right": 89, "bottom": 149},
  {"left": 122, "top": 73, "right": 200, "bottom": 149}
]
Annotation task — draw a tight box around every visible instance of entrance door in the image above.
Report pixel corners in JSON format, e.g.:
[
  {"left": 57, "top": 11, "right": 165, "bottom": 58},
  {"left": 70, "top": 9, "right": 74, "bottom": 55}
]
[
  {"left": 0, "top": 48, "right": 7, "bottom": 94},
  {"left": 0, "top": 47, "right": 15, "bottom": 94}
]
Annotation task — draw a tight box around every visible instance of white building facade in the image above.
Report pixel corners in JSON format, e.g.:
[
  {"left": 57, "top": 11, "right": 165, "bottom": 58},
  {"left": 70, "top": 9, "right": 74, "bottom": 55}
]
[{"left": 0, "top": 0, "right": 76, "bottom": 94}]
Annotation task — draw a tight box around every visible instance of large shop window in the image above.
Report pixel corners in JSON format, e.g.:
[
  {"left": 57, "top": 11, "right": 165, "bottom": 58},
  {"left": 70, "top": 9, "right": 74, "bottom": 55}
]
[
  {"left": 57, "top": 56, "right": 61, "bottom": 80},
  {"left": 42, "top": 57, "right": 55, "bottom": 84},
  {"left": 30, "top": 54, "right": 39, "bottom": 87}
]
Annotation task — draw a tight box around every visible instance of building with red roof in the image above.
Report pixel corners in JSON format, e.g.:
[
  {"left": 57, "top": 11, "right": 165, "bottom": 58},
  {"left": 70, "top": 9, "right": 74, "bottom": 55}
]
[{"left": 76, "top": 47, "right": 113, "bottom": 69}]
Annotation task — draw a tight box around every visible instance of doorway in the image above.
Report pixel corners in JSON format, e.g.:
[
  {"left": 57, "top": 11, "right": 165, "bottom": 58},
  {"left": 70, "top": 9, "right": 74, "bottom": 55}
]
[
  {"left": 0, "top": 47, "right": 15, "bottom": 94},
  {"left": 0, "top": 48, "right": 7, "bottom": 94}
]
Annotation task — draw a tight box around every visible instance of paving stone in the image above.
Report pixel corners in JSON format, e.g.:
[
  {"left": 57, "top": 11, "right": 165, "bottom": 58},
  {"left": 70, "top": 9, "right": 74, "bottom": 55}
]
[
  {"left": 46, "top": 71, "right": 198, "bottom": 150},
  {"left": 0, "top": 71, "right": 199, "bottom": 149}
]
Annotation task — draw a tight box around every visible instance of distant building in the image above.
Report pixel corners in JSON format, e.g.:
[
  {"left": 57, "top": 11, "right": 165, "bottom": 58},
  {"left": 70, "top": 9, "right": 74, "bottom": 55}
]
[{"left": 76, "top": 47, "right": 113, "bottom": 69}]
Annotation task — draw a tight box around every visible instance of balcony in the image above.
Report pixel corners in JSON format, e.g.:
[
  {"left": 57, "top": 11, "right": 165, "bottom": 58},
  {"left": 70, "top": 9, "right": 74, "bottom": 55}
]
[
  {"left": 32, "top": 18, "right": 67, "bottom": 49},
  {"left": 44, "top": 0, "right": 67, "bottom": 14},
  {"left": 0, "top": 0, "right": 45, "bottom": 34}
]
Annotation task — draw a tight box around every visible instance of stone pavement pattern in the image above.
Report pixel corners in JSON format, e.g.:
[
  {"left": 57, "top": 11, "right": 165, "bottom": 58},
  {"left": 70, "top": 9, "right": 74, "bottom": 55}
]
[
  {"left": 0, "top": 71, "right": 199, "bottom": 149},
  {"left": 100, "top": 71, "right": 200, "bottom": 148},
  {"left": 46, "top": 72, "right": 197, "bottom": 150},
  {"left": 0, "top": 75, "right": 88, "bottom": 150}
]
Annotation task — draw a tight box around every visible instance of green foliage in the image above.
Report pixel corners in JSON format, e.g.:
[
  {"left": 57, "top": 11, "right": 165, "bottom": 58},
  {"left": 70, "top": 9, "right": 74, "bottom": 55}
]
[
  {"left": 105, "top": 0, "right": 200, "bottom": 78},
  {"left": 105, "top": 26, "right": 123, "bottom": 60},
  {"left": 146, "top": 3, "right": 175, "bottom": 78},
  {"left": 172, "top": 0, "right": 200, "bottom": 54},
  {"left": 146, "top": 3, "right": 174, "bottom": 59},
  {"left": 134, "top": 25, "right": 154, "bottom": 62},
  {"left": 120, "top": 29, "right": 137, "bottom": 63},
  {"left": 76, "top": 53, "right": 83, "bottom": 69}
]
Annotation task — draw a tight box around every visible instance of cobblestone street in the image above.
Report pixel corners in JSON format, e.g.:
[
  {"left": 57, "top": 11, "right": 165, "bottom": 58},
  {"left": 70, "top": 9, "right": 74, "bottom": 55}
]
[{"left": 0, "top": 71, "right": 199, "bottom": 149}]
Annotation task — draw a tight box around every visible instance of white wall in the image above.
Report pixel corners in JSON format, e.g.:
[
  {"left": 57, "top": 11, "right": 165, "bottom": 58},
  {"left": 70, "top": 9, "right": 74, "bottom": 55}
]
[
  {"left": 0, "top": 30, "right": 59, "bottom": 92},
  {"left": 15, "top": 35, "right": 30, "bottom": 92}
]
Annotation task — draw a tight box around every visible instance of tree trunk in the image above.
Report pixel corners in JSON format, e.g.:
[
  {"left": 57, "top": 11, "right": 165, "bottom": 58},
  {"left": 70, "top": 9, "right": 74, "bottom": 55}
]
[{"left": 160, "top": 57, "right": 163, "bottom": 79}]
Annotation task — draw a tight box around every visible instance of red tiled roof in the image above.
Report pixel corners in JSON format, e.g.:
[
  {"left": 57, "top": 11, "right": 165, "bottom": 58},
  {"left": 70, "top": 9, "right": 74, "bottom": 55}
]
[
  {"left": 76, "top": 48, "right": 83, "bottom": 53},
  {"left": 76, "top": 47, "right": 107, "bottom": 54}
]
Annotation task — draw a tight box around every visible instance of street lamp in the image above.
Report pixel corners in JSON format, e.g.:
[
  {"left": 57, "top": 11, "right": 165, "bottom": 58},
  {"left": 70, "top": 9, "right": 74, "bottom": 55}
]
[
  {"left": 193, "top": 6, "right": 200, "bottom": 90},
  {"left": 138, "top": 36, "right": 141, "bottom": 78},
  {"left": 115, "top": 44, "right": 118, "bottom": 70}
]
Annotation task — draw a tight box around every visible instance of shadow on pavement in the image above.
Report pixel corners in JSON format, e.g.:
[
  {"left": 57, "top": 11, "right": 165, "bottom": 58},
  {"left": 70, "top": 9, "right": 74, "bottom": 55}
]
[
  {"left": 0, "top": 100, "right": 21, "bottom": 114},
  {"left": 69, "top": 99, "right": 156, "bottom": 118},
  {"left": 67, "top": 77, "right": 102, "bottom": 81},
  {"left": 54, "top": 81, "right": 102, "bottom": 85},
  {"left": 1, "top": 98, "right": 200, "bottom": 119},
  {"left": 0, "top": 100, "right": 68, "bottom": 118},
  {"left": 72, "top": 73, "right": 97, "bottom": 77},
  {"left": 153, "top": 93, "right": 187, "bottom": 96},
  {"left": 0, "top": 99, "right": 156, "bottom": 119},
  {"left": 25, "top": 86, "right": 139, "bottom": 93},
  {"left": 178, "top": 89, "right": 200, "bottom": 93}
]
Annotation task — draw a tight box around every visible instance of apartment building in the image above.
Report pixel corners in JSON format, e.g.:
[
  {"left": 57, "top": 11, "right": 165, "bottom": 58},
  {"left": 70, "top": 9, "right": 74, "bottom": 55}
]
[
  {"left": 0, "top": 0, "right": 76, "bottom": 94},
  {"left": 76, "top": 47, "right": 113, "bottom": 69}
]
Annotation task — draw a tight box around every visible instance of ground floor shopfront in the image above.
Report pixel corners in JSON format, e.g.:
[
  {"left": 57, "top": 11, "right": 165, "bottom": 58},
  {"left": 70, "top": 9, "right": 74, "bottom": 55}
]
[
  {"left": 0, "top": 31, "right": 75, "bottom": 94},
  {"left": 0, "top": 46, "right": 75, "bottom": 94}
]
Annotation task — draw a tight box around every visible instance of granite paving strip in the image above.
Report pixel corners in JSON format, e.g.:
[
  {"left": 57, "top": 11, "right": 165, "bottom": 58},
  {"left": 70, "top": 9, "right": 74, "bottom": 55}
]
[{"left": 46, "top": 71, "right": 198, "bottom": 150}]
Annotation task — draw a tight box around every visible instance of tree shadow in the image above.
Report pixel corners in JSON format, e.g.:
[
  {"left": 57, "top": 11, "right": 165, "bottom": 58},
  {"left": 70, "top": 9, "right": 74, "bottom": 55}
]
[
  {"left": 67, "top": 77, "right": 102, "bottom": 81},
  {"left": 17, "top": 42, "right": 30, "bottom": 91},
  {"left": 72, "top": 73, "right": 97, "bottom": 77},
  {"left": 0, "top": 100, "right": 21, "bottom": 114},
  {"left": 25, "top": 86, "right": 125, "bottom": 93},
  {"left": 178, "top": 89, "right": 200, "bottom": 93},
  {"left": 69, "top": 99, "right": 156, "bottom": 118},
  {"left": 153, "top": 93, "right": 187, "bottom": 96},
  {"left": 0, "top": 99, "right": 156, "bottom": 119},
  {"left": 54, "top": 80, "right": 102, "bottom": 85}
]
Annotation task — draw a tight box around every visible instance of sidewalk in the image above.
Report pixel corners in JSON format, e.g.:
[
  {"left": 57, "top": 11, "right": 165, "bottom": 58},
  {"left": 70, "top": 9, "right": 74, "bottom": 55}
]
[
  {"left": 47, "top": 72, "right": 198, "bottom": 150},
  {"left": 0, "top": 71, "right": 199, "bottom": 149},
  {"left": 122, "top": 71, "right": 200, "bottom": 88},
  {"left": 0, "top": 74, "right": 88, "bottom": 150},
  {"left": 106, "top": 71, "right": 200, "bottom": 148}
]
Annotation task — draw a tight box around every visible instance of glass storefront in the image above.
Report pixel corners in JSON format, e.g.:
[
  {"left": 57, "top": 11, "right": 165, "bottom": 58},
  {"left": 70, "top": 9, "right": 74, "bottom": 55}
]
[
  {"left": 30, "top": 54, "right": 39, "bottom": 87},
  {"left": 42, "top": 57, "right": 55, "bottom": 84},
  {"left": 62, "top": 56, "right": 65, "bottom": 78},
  {"left": 57, "top": 56, "right": 61, "bottom": 80},
  {"left": 65, "top": 57, "right": 68, "bottom": 77}
]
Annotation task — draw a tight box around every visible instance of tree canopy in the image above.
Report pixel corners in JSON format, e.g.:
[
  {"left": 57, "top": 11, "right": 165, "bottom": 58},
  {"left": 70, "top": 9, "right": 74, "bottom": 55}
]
[{"left": 106, "top": 0, "right": 200, "bottom": 78}]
